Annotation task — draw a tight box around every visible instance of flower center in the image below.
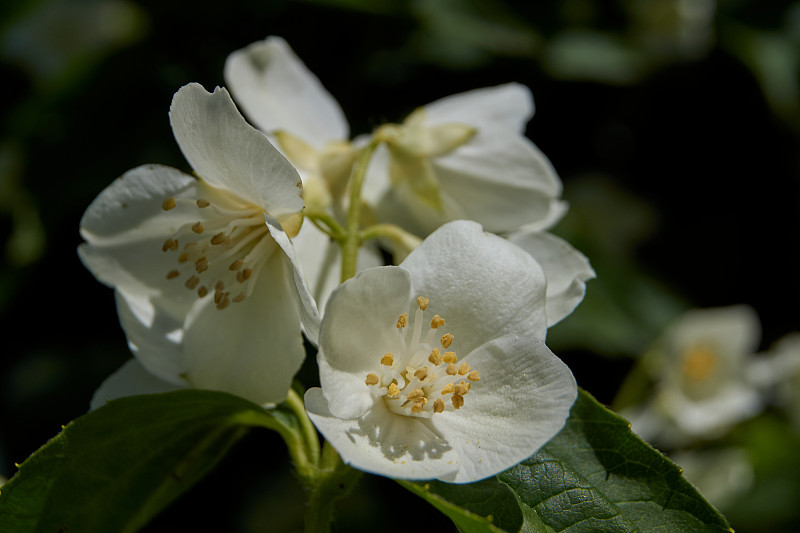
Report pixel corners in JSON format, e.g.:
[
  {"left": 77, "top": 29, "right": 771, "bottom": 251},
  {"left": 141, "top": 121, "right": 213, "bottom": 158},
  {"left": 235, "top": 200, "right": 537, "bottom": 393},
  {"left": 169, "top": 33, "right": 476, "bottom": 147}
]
[
  {"left": 364, "top": 296, "right": 480, "bottom": 418},
  {"left": 160, "top": 193, "right": 276, "bottom": 310},
  {"left": 681, "top": 344, "right": 718, "bottom": 382}
]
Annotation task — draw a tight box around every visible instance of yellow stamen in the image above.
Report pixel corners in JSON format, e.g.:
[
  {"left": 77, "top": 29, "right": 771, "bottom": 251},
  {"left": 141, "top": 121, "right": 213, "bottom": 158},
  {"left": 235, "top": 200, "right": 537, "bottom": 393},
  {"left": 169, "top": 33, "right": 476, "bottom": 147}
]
[
  {"left": 454, "top": 382, "right": 469, "bottom": 396},
  {"left": 452, "top": 394, "right": 464, "bottom": 409},
  {"left": 441, "top": 383, "right": 455, "bottom": 394},
  {"left": 229, "top": 259, "right": 244, "bottom": 271},
  {"left": 162, "top": 238, "right": 178, "bottom": 252},
  {"left": 443, "top": 351, "right": 457, "bottom": 364},
  {"left": 178, "top": 252, "right": 189, "bottom": 263},
  {"left": 185, "top": 275, "right": 200, "bottom": 289},
  {"left": 458, "top": 362, "right": 471, "bottom": 376},
  {"left": 441, "top": 334, "right": 454, "bottom": 348},
  {"left": 381, "top": 353, "right": 394, "bottom": 366},
  {"left": 197, "top": 286, "right": 208, "bottom": 298},
  {"left": 468, "top": 370, "right": 481, "bottom": 382},
  {"left": 191, "top": 222, "right": 205, "bottom": 234},
  {"left": 215, "top": 281, "right": 225, "bottom": 292},
  {"left": 166, "top": 270, "right": 180, "bottom": 280},
  {"left": 232, "top": 292, "right": 246, "bottom": 303},
  {"left": 216, "top": 295, "right": 230, "bottom": 310},
  {"left": 428, "top": 348, "right": 443, "bottom": 366},
  {"left": 387, "top": 382, "right": 400, "bottom": 398},
  {"left": 365, "top": 373, "right": 379, "bottom": 386},
  {"left": 210, "top": 232, "right": 227, "bottom": 245},
  {"left": 236, "top": 268, "right": 252, "bottom": 283},
  {"left": 430, "top": 315, "right": 445, "bottom": 329},
  {"left": 414, "top": 368, "right": 429, "bottom": 381},
  {"left": 162, "top": 197, "right": 177, "bottom": 211},
  {"left": 446, "top": 363, "right": 457, "bottom": 375},
  {"left": 407, "top": 388, "right": 424, "bottom": 401},
  {"left": 411, "top": 401, "right": 425, "bottom": 413},
  {"left": 195, "top": 257, "right": 209, "bottom": 273},
  {"left": 417, "top": 296, "right": 429, "bottom": 310},
  {"left": 396, "top": 313, "right": 408, "bottom": 329},
  {"left": 196, "top": 198, "right": 210, "bottom": 208},
  {"left": 433, "top": 398, "right": 445, "bottom": 413}
]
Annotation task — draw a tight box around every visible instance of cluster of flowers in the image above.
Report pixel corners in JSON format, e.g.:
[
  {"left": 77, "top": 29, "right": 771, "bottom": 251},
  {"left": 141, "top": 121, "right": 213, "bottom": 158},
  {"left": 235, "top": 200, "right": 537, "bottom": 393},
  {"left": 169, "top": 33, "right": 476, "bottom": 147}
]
[{"left": 79, "top": 37, "right": 595, "bottom": 483}]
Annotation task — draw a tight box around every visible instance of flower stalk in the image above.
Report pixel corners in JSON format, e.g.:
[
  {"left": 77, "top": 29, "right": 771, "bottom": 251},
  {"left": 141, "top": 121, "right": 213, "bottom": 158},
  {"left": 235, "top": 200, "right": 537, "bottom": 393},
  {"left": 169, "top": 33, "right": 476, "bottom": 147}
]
[{"left": 340, "top": 140, "right": 379, "bottom": 282}]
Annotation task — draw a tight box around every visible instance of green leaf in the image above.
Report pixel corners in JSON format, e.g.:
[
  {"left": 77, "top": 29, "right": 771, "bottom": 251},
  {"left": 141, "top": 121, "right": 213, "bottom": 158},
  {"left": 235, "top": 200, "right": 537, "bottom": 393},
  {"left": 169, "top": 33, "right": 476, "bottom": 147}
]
[
  {"left": 0, "top": 390, "right": 301, "bottom": 533},
  {"left": 399, "top": 477, "right": 521, "bottom": 533},
  {"left": 403, "top": 389, "right": 732, "bottom": 533},
  {"left": 499, "top": 389, "right": 734, "bottom": 533}
]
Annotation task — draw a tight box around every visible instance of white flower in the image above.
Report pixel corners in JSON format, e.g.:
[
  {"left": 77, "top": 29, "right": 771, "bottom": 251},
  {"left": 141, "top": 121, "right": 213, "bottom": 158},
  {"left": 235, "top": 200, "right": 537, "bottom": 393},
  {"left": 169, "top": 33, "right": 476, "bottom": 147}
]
[
  {"left": 225, "top": 36, "right": 382, "bottom": 309},
  {"left": 749, "top": 332, "right": 800, "bottom": 429},
  {"left": 366, "top": 84, "right": 567, "bottom": 238},
  {"left": 625, "top": 305, "right": 763, "bottom": 445},
  {"left": 80, "top": 83, "right": 319, "bottom": 407},
  {"left": 304, "top": 221, "right": 577, "bottom": 483}
]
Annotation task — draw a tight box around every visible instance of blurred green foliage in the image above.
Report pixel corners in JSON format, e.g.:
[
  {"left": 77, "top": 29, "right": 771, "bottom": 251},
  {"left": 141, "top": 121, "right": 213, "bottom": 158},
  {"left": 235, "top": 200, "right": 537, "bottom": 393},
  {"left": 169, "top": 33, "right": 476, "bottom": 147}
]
[{"left": 1, "top": 0, "right": 798, "bottom": 531}]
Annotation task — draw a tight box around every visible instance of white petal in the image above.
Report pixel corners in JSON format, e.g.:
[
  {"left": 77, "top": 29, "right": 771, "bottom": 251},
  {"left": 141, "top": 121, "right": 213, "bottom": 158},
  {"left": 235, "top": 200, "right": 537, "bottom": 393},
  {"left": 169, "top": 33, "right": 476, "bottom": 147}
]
[
  {"left": 434, "top": 126, "right": 563, "bottom": 233},
  {"left": 423, "top": 83, "right": 534, "bottom": 133},
  {"left": 305, "top": 388, "right": 461, "bottom": 480},
  {"left": 181, "top": 250, "right": 305, "bottom": 405},
  {"left": 169, "top": 83, "right": 303, "bottom": 218},
  {"left": 317, "top": 267, "right": 412, "bottom": 418},
  {"left": 661, "top": 384, "right": 762, "bottom": 437},
  {"left": 400, "top": 221, "right": 548, "bottom": 354},
  {"left": 266, "top": 215, "right": 322, "bottom": 344},
  {"left": 433, "top": 335, "right": 576, "bottom": 483},
  {"left": 507, "top": 230, "right": 595, "bottom": 327},
  {"left": 224, "top": 36, "right": 349, "bottom": 149},
  {"left": 114, "top": 289, "right": 187, "bottom": 385},
  {"left": 90, "top": 359, "right": 183, "bottom": 411},
  {"left": 666, "top": 305, "right": 761, "bottom": 362}
]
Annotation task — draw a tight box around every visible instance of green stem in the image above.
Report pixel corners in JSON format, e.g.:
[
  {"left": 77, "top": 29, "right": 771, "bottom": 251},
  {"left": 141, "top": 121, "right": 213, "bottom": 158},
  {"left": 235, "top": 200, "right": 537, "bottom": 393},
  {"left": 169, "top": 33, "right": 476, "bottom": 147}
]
[
  {"left": 286, "top": 388, "right": 321, "bottom": 468},
  {"left": 306, "top": 210, "right": 346, "bottom": 241},
  {"left": 303, "top": 452, "right": 363, "bottom": 533},
  {"left": 359, "top": 223, "right": 422, "bottom": 249},
  {"left": 340, "top": 140, "right": 379, "bottom": 283}
]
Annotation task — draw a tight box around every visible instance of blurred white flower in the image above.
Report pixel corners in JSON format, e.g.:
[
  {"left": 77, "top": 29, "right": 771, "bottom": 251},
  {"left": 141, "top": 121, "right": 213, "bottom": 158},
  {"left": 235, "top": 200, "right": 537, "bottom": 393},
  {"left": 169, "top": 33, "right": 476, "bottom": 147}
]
[
  {"left": 670, "top": 447, "right": 754, "bottom": 511},
  {"left": 625, "top": 305, "right": 763, "bottom": 445},
  {"left": 304, "top": 221, "right": 577, "bottom": 482},
  {"left": 749, "top": 332, "right": 800, "bottom": 429},
  {"left": 80, "top": 83, "right": 319, "bottom": 407}
]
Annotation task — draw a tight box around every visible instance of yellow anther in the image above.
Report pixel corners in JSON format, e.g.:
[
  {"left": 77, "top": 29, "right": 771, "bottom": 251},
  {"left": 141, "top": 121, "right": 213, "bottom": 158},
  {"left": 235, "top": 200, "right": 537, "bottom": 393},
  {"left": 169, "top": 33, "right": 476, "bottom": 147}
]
[
  {"left": 396, "top": 313, "right": 408, "bottom": 329},
  {"left": 468, "top": 370, "right": 481, "bottom": 382},
  {"left": 210, "top": 232, "right": 227, "bottom": 245},
  {"left": 162, "top": 238, "right": 178, "bottom": 252},
  {"left": 229, "top": 260, "right": 244, "bottom": 271},
  {"left": 195, "top": 257, "right": 209, "bottom": 273},
  {"left": 446, "top": 363, "right": 457, "bottom": 375},
  {"left": 381, "top": 353, "right": 394, "bottom": 366},
  {"left": 452, "top": 394, "right": 465, "bottom": 410},
  {"left": 387, "top": 382, "right": 400, "bottom": 398},
  {"left": 196, "top": 199, "right": 210, "bottom": 208},
  {"left": 166, "top": 270, "right": 180, "bottom": 280},
  {"left": 441, "top": 334, "right": 454, "bottom": 348},
  {"left": 178, "top": 252, "right": 189, "bottom": 263},
  {"left": 236, "top": 268, "right": 253, "bottom": 283},
  {"left": 197, "top": 286, "right": 208, "bottom": 298},
  {"left": 443, "top": 351, "right": 457, "bottom": 364},
  {"left": 428, "top": 348, "right": 443, "bottom": 366},
  {"left": 215, "top": 281, "right": 225, "bottom": 292},
  {"left": 232, "top": 292, "right": 246, "bottom": 303},
  {"left": 365, "top": 373, "right": 379, "bottom": 386},
  {"left": 185, "top": 275, "right": 200, "bottom": 290},
  {"left": 417, "top": 296, "right": 429, "bottom": 310},
  {"left": 441, "top": 383, "right": 455, "bottom": 394},
  {"left": 214, "top": 291, "right": 225, "bottom": 304},
  {"left": 216, "top": 295, "right": 230, "bottom": 310},
  {"left": 454, "top": 382, "right": 469, "bottom": 396},
  {"left": 162, "top": 197, "right": 177, "bottom": 211},
  {"left": 458, "top": 362, "right": 471, "bottom": 376},
  {"left": 191, "top": 222, "right": 205, "bottom": 234},
  {"left": 407, "top": 388, "right": 425, "bottom": 401},
  {"left": 430, "top": 315, "right": 445, "bottom": 329},
  {"left": 411, "top": 401, "right": 425, "bottom": 413},
  {"left": 414, "top": 368, "right": 429, "bottom": 381},
  {"left": 433, "top": 398, "right": 445, "bottom": 413}
]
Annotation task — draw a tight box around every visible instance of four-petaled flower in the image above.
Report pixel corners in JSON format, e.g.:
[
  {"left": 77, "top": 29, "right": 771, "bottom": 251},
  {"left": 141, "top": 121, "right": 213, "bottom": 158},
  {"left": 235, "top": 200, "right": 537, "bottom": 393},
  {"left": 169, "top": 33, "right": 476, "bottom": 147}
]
[
  {"left": 305, "top": 221, "right": 577, "bottom": 482},
  {"left": 80, "top": 83, "right": 319, "bottom": 407}
]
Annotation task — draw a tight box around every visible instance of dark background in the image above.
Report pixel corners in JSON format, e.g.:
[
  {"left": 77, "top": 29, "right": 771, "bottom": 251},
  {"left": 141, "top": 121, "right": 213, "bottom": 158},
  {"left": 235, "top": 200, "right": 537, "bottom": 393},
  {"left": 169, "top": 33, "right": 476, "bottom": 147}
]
[{"left": 1, "top": 0, "right": 798, "bottom": 531}]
